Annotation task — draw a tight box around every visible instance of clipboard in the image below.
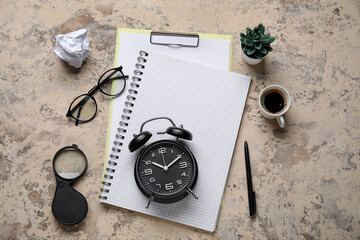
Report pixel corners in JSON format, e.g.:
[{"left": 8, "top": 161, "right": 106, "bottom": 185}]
[{"left": 102, "top": 28, "right": 247, "bottom": 232}]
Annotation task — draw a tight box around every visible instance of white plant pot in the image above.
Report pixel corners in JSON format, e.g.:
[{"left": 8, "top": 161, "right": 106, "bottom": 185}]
[{"left": 240, "top": 45, "right": 264, "bottom": 65}]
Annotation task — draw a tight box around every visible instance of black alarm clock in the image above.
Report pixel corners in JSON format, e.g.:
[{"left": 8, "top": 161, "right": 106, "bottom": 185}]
[{"left": 128, "top": 117, "right": 198, "bottom": 208}]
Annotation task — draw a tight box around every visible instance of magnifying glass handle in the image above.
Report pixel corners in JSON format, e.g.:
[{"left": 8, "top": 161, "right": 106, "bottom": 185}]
[{"left": 52, "top": 181, "right": 88, "bottom": 225}]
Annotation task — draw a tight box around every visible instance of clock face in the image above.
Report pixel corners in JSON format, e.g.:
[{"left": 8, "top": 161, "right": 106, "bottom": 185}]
[{"left": 135, "top": 140, "right": 197, "bottom": 202}]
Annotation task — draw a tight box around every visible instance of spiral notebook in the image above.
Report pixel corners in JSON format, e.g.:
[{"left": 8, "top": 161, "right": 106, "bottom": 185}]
[{"left": 100, "top": 50, "right": 251, "bottom": 231}]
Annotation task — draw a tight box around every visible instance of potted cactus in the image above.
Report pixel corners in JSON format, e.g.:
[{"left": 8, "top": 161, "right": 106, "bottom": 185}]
[{"left": 240, "top": 24, "right": 276, "bottom": 65}]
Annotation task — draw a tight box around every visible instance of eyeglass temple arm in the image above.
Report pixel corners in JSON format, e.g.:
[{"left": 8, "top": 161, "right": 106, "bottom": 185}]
[
  {"left": 75, "top": 104, "right": 83, "bottom": 126},
  {"left": 95, "top": 67, "right": 124, "bottom": 91},
  {"left": 67, "top": 94, "right": 92, "bottom": 118},
  {"left": 88, "top": 69, "right": 117, "bottom": 95},
  {"left": 88, "top": 74, "right": 129, "bottom": 95}
]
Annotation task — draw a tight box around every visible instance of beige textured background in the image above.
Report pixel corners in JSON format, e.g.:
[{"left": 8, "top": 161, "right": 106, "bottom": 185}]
[{"left": 0, "top": 0, "right": 359, "bottom": 239}]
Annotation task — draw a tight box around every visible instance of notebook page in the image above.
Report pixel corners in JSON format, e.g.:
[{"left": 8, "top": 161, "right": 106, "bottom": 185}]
[{"left": 101, "top": 52, "right": 251, "bottom": 231}]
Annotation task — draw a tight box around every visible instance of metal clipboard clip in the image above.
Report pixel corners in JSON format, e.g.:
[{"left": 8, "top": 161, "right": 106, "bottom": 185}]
[{"left": 150, "top": 31, "right": 199, "bottom": 47}]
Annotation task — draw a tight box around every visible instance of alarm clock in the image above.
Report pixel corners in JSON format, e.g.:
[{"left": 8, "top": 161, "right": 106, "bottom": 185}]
[{"left": 128, "top": 117, "right": 198, "bottom": 208}]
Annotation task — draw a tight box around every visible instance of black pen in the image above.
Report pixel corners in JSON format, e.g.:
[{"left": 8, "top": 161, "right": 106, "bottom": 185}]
[{"left": 244, "top": 141, "right": 256, "bottom": 217}]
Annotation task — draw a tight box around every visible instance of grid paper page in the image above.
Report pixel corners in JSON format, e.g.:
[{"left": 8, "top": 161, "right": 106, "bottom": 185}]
[{"left": 100, "top": 52, "right": 251, "bottom": 232}]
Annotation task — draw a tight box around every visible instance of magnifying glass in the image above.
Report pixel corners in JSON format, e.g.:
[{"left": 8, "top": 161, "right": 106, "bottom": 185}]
[{"left": 51, "top": 144, "right": 88, "bottom": 225}]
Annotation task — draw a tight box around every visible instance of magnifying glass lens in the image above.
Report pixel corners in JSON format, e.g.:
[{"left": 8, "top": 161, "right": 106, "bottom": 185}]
[{"left": 54, "top": 149, "right": 86, "bottom": 179}]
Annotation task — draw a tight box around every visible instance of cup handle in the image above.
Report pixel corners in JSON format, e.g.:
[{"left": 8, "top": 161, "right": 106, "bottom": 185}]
[{"left": 276, "top": 116, "right": 285, "bottom": 128}]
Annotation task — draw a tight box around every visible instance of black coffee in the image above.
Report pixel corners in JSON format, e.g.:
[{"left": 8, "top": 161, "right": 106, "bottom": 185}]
[{"left": 264, "top": 92, "right": 284, "bottom": 113}]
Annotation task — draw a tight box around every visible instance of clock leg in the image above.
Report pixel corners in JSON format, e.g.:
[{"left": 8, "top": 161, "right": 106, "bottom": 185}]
[
  {"left": 146, "top": 195, "right": 155, "bottom": 208},
  {"left": 186, "top": 188, "right": 199, "bottom": 199}
]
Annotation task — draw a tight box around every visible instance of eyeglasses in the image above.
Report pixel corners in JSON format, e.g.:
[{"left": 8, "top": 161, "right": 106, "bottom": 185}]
[{"left": 66, "top": 66, "right": 128, "bottom": 126}]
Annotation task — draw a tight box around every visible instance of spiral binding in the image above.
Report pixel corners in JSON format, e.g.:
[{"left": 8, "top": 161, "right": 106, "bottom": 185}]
[{"left": 100, "top": 50, "right": 148, "bottom": 200}]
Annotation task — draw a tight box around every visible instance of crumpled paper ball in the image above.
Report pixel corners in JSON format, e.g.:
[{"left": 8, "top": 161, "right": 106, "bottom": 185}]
[{"left": 53, "top": 29, "right": 91, "bottom": 68}]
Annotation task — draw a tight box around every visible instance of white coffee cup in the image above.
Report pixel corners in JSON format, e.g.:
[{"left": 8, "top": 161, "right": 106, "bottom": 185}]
[{"left": 258, "top": 85, "right": 291, "bottom": 128}]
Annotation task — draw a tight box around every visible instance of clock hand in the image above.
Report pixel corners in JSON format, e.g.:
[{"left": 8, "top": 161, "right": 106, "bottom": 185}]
[
  {"left": 151, "top": 162, "right": 165, "bottom": 170},
  {"left": 161, "top": 152, "right": 167, "bottom": 168},
  {"left": 153, "top": 154, "right": 168, "bottom": 172},
  {"left": 166, "top": 154, "right": 182, "bottom": 169}
]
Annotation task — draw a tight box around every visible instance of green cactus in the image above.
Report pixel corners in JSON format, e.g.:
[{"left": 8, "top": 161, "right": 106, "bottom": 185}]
[{"left": 240, "top": 24, "right": 276, "bottom": 59}]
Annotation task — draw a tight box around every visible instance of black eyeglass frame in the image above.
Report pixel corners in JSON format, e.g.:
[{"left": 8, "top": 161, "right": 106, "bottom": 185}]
[{"left": 66, "top": 66, "right": 128, "bottom": 126}]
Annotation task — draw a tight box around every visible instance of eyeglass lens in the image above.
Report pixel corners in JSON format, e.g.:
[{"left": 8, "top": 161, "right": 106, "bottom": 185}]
[
  {"left": 68, "top": 95, "right": 97, "bottom": 122},
  {"left": 98, "top": 69, "right": 126, "bottom": 96}
]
